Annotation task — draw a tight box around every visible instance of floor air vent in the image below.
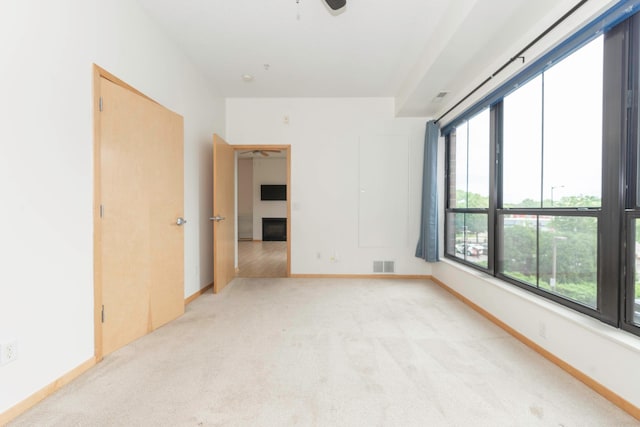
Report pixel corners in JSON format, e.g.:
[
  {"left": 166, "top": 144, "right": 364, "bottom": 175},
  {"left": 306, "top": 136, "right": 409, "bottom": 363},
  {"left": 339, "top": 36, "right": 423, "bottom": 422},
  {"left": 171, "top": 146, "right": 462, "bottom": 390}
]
[
  {"left": 373, "top": 261, "right": 384, "bottom": 273},
  {"left": 383, "top": 261, "right": 395, "bottom": 273},
  {"left": 373, "top": 261, "right": 395, "bottom": 273}
]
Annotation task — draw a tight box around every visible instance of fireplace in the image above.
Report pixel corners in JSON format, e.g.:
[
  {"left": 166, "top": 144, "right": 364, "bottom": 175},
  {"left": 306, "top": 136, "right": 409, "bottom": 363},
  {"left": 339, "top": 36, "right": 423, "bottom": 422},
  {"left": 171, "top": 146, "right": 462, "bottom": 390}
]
[{"left": 262, "top": 218, "right": 287, "bottom": 241}]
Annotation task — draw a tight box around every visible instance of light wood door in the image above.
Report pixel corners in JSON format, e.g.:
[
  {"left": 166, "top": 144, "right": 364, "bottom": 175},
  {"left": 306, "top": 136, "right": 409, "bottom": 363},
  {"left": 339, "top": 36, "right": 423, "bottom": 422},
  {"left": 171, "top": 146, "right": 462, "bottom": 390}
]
[
  {"left": 99, "top": 77, "right": 184, "bottom": 356},
  {"left": 212, "top": 134, "right": 236, "bottom": 293}
]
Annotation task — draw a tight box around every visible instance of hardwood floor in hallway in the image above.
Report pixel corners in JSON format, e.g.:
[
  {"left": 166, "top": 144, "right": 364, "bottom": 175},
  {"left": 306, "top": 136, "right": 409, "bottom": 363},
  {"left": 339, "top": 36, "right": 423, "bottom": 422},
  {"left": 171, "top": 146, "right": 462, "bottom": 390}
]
[{"left": 238, "top": 241, "right": 287, "bottom": 277}]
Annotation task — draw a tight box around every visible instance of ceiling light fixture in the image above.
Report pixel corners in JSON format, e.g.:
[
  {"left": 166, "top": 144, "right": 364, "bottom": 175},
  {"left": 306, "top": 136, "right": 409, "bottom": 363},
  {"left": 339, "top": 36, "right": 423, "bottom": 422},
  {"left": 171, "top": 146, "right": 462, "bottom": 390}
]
[{"left": 242, "top": 74, "right": 254, "bottom": 82}]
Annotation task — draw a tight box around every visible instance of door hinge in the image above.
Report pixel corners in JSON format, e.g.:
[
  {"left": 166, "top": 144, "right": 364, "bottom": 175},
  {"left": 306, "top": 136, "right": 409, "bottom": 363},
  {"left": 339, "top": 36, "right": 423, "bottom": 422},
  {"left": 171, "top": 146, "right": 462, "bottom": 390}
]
[
  {"left": 99, "top": 97, "right": 103, "bottom": 112},
  {"left": 100, "top": 204, "right": 104, "bottom": 218},
  {"left": 626, "top": 90, "right": 633, "bottom": 109},
  {"left": 101, "top": 305, "right": 105, "bottom": 323}
]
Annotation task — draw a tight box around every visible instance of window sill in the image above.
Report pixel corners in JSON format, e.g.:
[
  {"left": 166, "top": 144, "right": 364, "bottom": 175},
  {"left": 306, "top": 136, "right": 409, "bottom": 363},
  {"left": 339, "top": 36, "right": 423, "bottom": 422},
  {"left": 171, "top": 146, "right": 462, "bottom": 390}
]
[{"left": 435, "top": 258, "right": 640, "bottom": 352}]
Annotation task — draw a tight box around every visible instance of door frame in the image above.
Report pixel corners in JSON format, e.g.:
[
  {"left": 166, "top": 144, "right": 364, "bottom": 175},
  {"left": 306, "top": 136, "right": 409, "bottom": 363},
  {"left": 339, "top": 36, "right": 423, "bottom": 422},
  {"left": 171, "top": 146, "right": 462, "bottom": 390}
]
[
  {"left": 233, "top": 145, "right": 291, "bottom": 277},
  {"left": 92, "top": 65, "right": 169, "bottom": 361}
]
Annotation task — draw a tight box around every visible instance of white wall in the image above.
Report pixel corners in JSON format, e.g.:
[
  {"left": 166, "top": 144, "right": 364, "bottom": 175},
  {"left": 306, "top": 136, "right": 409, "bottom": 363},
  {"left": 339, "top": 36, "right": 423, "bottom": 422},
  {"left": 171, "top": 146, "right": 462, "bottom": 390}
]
[
  {"left": 226, "top": 98, "right": 432, "bottom": 276},
  {"left": 252, "top": 158, "right": 287, "bottom": 240},
  {"left": 0, "top": 0, "right": 222, "bottom": 414}
]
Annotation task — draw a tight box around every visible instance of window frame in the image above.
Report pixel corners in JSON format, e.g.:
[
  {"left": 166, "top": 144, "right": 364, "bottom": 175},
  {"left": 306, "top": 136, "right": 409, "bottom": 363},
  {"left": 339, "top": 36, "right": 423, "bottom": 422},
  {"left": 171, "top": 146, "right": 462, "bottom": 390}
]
[
  {"left": 444, "top": 108, "right": 493, "bottom": 273},
  {"left": 622, "top": 12, "right": 640, "bottom": 334},
  {"left": 624, "top": 215, "right": 640, "bottom": 332},
  {"left": 494, "top": 208, "right": 601, "bottom": 317},
  {"left": 443, "top": 4, "right": 640, "bottom": 335}
]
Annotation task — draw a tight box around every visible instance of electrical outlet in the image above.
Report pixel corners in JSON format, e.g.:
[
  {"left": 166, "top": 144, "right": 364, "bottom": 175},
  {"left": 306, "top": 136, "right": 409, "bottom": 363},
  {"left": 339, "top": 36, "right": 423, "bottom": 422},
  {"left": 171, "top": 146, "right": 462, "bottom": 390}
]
[
  {"left": 0, "top": 340, "right": 18, "bottom": 365},
  {"left": 538, "top": 322, "right": 547, "bottom": 339}
]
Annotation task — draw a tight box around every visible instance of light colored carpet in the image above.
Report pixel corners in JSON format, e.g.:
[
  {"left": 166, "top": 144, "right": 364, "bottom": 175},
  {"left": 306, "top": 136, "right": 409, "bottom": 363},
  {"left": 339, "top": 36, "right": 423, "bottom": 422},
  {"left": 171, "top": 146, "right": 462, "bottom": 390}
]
[{"left": 8, "top": 278, "right": 638, "bottom": 426}]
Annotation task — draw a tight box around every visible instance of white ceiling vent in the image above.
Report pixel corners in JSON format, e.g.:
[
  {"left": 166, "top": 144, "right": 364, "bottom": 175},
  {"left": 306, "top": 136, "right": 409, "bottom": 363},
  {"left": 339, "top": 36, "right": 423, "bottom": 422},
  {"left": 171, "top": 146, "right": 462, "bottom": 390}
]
[{"left": 433, "top": 91, "right": 449, "bottom": 102}]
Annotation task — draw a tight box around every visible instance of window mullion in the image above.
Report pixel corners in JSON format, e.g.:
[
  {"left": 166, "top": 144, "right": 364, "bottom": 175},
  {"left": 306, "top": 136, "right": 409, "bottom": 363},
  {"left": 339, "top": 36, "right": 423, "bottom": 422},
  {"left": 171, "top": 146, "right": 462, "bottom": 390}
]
[
  {"left": 600, "top": 19, "right": 628, "bottom": 326},
  {"left": 540, "top": 72, "right": 546, "bottom": 209},
  {"left": 489, "top": 102, "right": 502, "bottom": 275}
]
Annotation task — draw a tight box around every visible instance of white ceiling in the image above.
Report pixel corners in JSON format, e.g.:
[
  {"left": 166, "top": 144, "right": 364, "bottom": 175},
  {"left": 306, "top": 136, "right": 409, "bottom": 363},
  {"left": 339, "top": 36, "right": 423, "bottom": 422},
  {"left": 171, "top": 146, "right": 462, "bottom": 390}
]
[{"left": 136, "top": 0, "right": 589, "bottom": 118}]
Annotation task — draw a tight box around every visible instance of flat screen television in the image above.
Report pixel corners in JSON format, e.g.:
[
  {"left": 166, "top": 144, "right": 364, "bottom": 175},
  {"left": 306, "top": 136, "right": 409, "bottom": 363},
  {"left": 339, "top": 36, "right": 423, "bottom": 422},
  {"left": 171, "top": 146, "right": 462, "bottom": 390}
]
[{"left": 261, "top": 184, "right": 286, "bottom": 201}]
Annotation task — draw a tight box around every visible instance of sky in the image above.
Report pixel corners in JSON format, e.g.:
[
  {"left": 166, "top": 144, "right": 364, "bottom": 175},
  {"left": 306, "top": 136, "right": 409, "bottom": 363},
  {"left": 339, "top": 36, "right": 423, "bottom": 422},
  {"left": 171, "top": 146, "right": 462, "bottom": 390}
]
[{"left": 457, "top": 35, "right": 603, "bottom": 207}]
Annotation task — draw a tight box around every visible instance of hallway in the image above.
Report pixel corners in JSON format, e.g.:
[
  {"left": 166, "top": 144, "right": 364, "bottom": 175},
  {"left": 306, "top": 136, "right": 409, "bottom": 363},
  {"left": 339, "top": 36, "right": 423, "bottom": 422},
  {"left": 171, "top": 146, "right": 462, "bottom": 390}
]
[{"left": 237, "top": 241, "right": 287, "bottom": 277}]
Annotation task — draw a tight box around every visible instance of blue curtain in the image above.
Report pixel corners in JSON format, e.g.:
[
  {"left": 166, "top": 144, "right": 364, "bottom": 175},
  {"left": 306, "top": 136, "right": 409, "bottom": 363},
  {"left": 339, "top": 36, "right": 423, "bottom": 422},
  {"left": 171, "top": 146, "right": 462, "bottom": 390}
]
[{"left": 415, "top": 120, "right": 439, "bottom": 262}]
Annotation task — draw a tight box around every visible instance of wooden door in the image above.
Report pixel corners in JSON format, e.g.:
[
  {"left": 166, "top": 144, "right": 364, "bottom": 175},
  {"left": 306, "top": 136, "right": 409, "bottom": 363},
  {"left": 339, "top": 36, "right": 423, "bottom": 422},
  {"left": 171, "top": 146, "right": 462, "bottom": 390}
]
[
  {"left": 212, "top": 134, "right": 236, "bottom": 293},
  {"left": 99, "top": 76, "right": 184, "bottom": 356}
]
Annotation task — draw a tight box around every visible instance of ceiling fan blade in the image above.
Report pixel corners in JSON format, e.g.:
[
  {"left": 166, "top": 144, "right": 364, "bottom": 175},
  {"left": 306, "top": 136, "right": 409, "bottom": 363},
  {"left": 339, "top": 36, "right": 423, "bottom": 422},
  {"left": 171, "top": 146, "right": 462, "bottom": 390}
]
[
  {"left": 325, "top": 0, "right": 346, "bottom": 10},
  {"left": 239, "top": 149, "right": 280, "bottom": 157}
]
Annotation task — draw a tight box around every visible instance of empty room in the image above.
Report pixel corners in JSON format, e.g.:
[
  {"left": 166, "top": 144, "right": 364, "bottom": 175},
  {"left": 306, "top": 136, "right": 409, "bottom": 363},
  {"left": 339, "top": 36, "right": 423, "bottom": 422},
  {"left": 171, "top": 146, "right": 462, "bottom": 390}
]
[{"left": 1, "top": 0, "right": 640, "bottom": 425}]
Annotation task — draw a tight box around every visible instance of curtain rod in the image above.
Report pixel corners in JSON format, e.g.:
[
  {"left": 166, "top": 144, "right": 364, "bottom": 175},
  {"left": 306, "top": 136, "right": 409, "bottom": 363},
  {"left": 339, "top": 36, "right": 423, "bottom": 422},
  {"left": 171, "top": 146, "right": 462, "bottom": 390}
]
[{"left": 435, "top": 0, "right": 590, "bottom": 124}]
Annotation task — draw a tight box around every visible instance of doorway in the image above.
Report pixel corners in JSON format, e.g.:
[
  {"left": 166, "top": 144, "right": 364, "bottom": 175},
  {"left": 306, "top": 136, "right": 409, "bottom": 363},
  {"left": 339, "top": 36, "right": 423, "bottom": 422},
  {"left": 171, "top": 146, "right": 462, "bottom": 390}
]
[{"left": 235, "top": 146, "right": 290, "bottom": 278}]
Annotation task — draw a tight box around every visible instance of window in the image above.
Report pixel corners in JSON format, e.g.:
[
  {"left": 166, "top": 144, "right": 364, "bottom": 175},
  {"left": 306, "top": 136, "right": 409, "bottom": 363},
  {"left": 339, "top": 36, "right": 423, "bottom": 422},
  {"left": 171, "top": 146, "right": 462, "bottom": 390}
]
[
  {"left": 542, "top": 37, "right": 603, "bottom": 208},
  {"left": 444, "top": 5, "right": 640, "bottom": 335},
  {"left": 626, "top": 22, "right": 640, "bottom": 329},
  {"left": 498, "top": 36, "right": 602, "bottom": 309},
  {"left": 502, "top": 77, "right": 542, "bottom": 208},
  {"left": 499, "top": 214, "right": 597, "bottom": 308},
  {"left": 632, "top": 219, "right": 640, "bottom": 326},
  {"left": 502, "top": 37, "right": 603, "bottom": 209},
  {"left": 446, "top": 110, "right": 490, "bottom": 268}
]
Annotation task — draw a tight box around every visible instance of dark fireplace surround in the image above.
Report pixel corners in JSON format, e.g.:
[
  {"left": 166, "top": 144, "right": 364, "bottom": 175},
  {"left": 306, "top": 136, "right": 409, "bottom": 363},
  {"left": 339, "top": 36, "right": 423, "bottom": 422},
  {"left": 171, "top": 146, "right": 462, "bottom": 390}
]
[{"left": 262, "top": 218, "right": 287, "bottom": 241}]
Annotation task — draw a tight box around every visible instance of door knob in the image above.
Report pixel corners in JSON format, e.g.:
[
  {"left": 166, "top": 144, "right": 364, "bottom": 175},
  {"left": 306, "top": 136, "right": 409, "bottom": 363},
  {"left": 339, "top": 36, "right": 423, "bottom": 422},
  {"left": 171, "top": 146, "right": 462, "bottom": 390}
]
[
  {"left": 176, "top": 217, "right": 187, "bottom": 226},
  {"left": 209, "top": 215, "right": 226, "bottom": 222}
]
